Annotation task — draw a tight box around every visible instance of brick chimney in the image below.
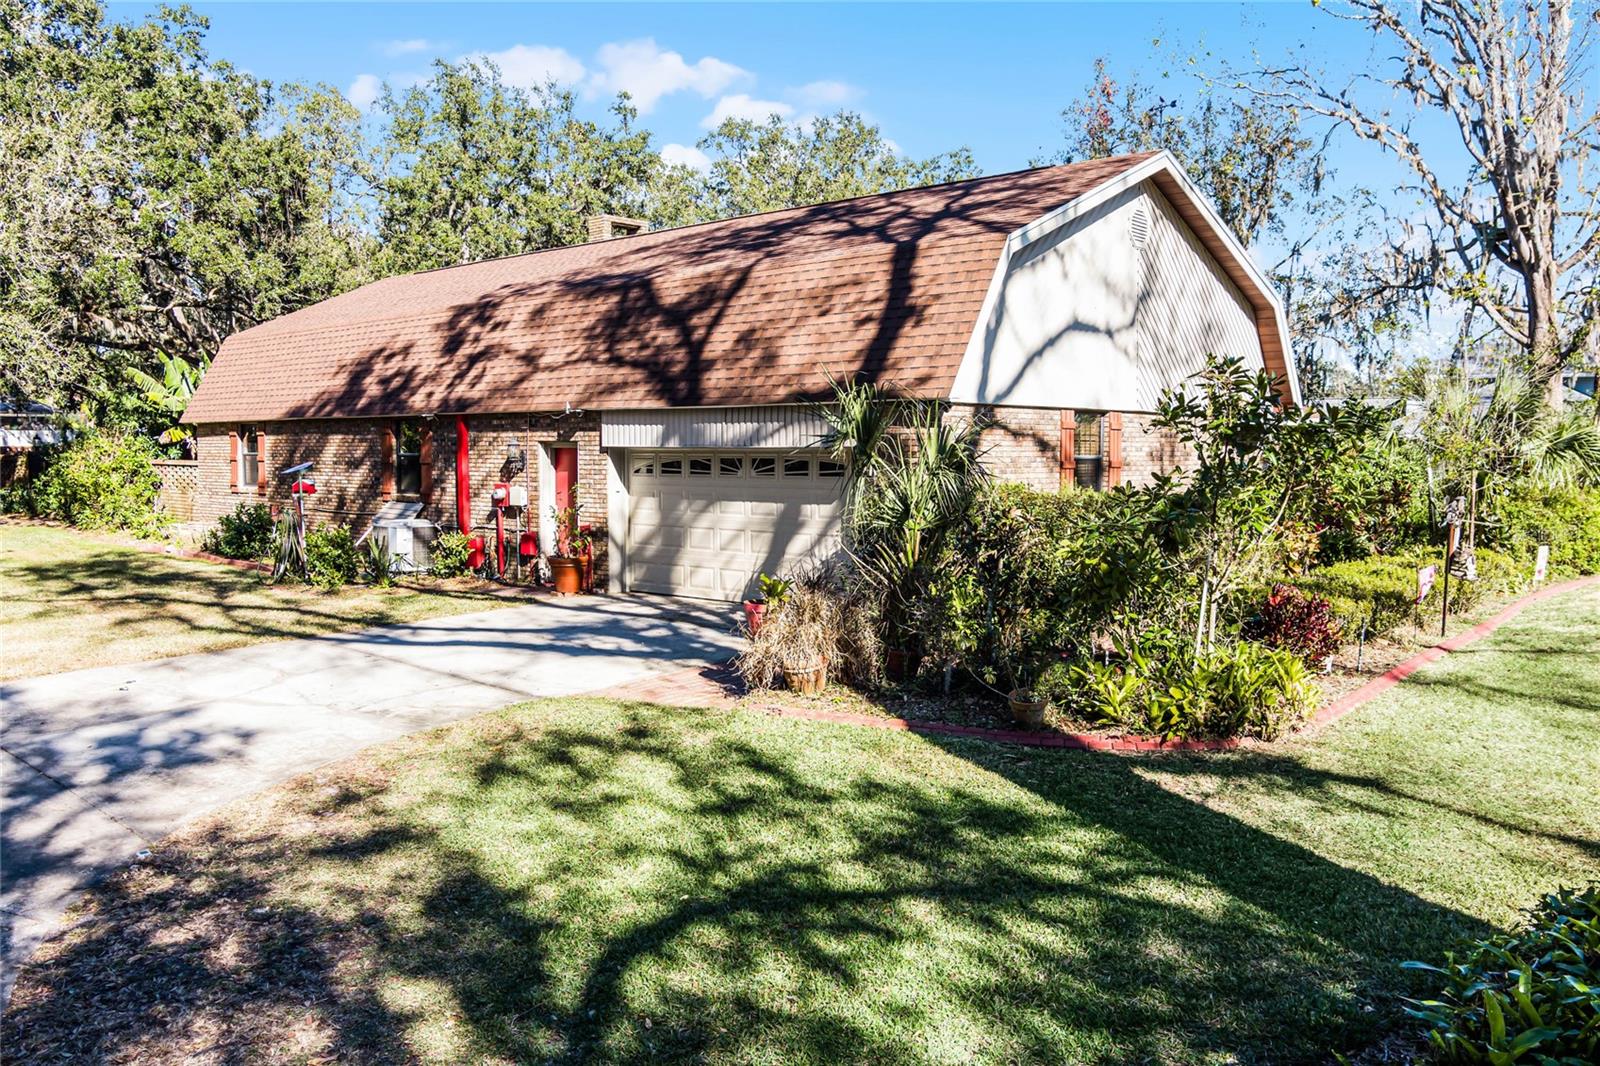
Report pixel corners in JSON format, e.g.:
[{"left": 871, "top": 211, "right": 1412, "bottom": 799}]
[{"left": 586, "top": 214, "right": 647, "bottom": 242}]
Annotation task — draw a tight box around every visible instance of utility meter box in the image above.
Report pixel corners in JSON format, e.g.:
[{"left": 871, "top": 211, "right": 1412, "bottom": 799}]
[{"left": 508, "top": 484, "right": 529, "bottom": 508}]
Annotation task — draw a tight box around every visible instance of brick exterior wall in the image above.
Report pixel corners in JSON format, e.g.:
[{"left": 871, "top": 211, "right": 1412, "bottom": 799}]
[
  {"left": 192, "top": 411, "right": 609, "bottom": 585},
  {"left": 965, "top": 405, "right": 1063, "bottom": 492},
  {"left": 190, "top": 404, "right": 1191, "bottom": 590},
  {"left": 951, "top": 404, "right": 1191, "bottom": 491},
  {"left": 1119, "top": 413, "right": 1194, "bottom": 487}
]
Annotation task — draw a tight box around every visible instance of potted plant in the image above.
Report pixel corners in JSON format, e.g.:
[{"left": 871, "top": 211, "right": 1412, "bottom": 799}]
[
  {"left": 997, "top": 619, "right": 1056, "bottom": 729},
  {"left": 547, "top": 502, "right": 590, "bottom": 595},
  {"left": 743, "top": 572, "right": 791, "bottom": 635}
]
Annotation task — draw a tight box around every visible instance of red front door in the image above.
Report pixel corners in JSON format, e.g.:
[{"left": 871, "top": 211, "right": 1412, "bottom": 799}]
[{"left": 553, "top": 446, "right": 577, "bottom": 511}]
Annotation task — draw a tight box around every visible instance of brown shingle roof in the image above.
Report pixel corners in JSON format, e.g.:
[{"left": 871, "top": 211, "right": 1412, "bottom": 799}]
[{"left": 184, "top": 153, "right": 1157, "bottom": 424}]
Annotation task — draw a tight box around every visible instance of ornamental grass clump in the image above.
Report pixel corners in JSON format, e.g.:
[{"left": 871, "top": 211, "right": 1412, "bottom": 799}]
[{"left": 736, "top": 570, "right": 884, "bottom": 692}]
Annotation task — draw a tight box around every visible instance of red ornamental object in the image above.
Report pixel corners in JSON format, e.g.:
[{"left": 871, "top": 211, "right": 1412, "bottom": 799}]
[{"left": 290, "top": 480, "right": 316, "bottom": 494}]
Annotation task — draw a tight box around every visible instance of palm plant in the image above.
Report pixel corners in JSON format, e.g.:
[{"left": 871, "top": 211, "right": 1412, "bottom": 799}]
[
  {"left": 1419, "top": 366, "right": 1600, "bottom": 500},
  {"left": 819, "top": 380, "right": 987, "bottom": 650}
]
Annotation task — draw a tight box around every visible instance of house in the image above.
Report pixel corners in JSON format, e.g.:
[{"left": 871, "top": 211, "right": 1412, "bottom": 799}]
[
  {"left": 182, "top": 150, "right": 1298, "bottom": 601},
  {"left": 1, "top": 403, "right": 65, "bottom": 488}
]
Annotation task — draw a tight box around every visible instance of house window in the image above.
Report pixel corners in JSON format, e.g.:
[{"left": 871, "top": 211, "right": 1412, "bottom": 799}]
[
  {"left": 1073, "top": 412, "right": 1103, "bottom": 489},
  {"left": 240, "top": 427, "right": 260, "bottom": 489},
  {"left": 396, "top": 421, "right": 423, "bottom": 495}
]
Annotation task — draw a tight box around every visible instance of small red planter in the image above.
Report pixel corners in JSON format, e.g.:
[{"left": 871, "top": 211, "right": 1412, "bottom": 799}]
[{"left": 743, "top": 599, "right": 766, "bottom": 634}]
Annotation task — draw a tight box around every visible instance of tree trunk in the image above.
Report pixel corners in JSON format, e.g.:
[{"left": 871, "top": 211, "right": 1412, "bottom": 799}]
[{"left": 1527, "top": 263, "right": 1566, "bottom": 406}]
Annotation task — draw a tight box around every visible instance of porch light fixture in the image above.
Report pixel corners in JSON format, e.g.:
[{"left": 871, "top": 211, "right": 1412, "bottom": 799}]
[{"left": 506, "top": 440, "right": 528, "bottom": 476}]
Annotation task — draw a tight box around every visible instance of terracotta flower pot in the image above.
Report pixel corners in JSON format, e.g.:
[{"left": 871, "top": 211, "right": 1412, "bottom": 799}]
[
  {"left": 548, "top": 555, "right": 584, "bottom": 595},
  {"left": 782, "top": 659, "right": 827, "bottom": 695},
  {"left": 1008, "top": 689, "right": 1046, "bottom": 729},
  {"left": 743, "top": 599, "right": 767, "bottom": 635}
]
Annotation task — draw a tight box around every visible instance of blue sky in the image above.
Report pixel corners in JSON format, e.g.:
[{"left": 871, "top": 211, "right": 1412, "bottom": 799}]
[{"left": 113, "top": 1, "right": 1409, "bottom": 179}]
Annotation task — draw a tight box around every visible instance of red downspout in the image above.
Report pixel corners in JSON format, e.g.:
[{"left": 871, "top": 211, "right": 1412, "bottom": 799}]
[{"left": 454, "top": 415, "right": 470, "bottom": 534}]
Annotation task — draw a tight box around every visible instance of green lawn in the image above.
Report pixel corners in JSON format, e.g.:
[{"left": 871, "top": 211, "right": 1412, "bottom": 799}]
[
  {"left": 0, "top": 522, "right": 510, "bottom": 679},
  {"left": 5, "top": 586, "right": 1596, "bottom": 1065}
]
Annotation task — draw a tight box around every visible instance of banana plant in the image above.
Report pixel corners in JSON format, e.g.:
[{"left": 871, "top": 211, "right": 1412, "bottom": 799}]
[{"left": 126, "top": 351, "right": 208, "bottom": 445}]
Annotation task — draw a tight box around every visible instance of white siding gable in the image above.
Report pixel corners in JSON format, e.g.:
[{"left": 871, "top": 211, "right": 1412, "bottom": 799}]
[{"left": 949, "top": 179, "right": 1265, "bottom": 412}]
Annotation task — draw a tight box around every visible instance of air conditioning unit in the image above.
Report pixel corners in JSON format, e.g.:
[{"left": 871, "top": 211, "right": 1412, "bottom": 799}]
[{"left": 371, "top": 518, "right": 441, "bottom": 573}]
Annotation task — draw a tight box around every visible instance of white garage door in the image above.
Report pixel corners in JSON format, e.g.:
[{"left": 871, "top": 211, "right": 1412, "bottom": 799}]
[{"left": 627, "top": 451, "right": 845, "bottom": 601}]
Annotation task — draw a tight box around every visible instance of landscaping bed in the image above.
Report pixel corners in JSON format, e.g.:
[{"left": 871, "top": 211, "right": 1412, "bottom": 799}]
[
  {"left": 5, "top": 584, "right": 1596, "bottom": 1064},
  {"left": 729, "top": 574, "right": 1565, "bottom": 748}
]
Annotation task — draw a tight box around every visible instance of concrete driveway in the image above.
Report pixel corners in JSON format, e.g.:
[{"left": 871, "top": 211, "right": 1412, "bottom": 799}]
[{"left": 0, "top": 594, "right": 740, "bottom": 1002}]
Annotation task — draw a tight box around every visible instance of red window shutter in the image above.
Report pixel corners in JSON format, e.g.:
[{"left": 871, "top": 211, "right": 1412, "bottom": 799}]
[
  {"left": 255, "top": 429, "right": 269, "bottom": 495},
  {"left": 229, "top": 431, "right": 240, "bottom": 490},
  {"left": 1106, "top": 412, "right": 1124, "bottom": 487},
  {"left": 380, "top": 425, "right": 396, "bottom": 500},
  {"left": 419, "top": 426, "right": 434, "bottom": 505},
  {"left": 1059, "top": 410, "right": 1076, "bottom": 488}
]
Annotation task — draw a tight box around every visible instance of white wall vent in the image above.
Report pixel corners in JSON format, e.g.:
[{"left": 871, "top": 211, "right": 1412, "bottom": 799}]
[{"left": 1130, "top": 206, "right": 1151, "bottom": 249}]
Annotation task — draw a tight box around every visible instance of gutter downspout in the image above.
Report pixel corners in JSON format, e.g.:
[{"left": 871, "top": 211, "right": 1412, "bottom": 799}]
[{"left": 455, "top": 414, "right": 470, "bottom": 534}]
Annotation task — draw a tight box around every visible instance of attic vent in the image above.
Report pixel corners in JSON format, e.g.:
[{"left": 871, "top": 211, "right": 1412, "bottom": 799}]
[
  {"left": 586, "top": 214, "right": 647, "bottom": 242},
  {"left": 1130, "top": 206, "right": 1151, "bottom": 249}
]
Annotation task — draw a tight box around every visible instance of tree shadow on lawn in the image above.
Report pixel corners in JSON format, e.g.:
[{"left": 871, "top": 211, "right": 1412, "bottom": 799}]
[{"left": 3, "top": 704, "right": 1502, "bottom": 1065}]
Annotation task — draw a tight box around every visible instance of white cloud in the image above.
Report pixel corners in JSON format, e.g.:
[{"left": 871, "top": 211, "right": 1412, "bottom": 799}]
[
  {"left": 589, "top": 38, "right": 747, "bottom": 113},
  {"left": 701, "top": 93, "right": 795, "bottom": 129},
  {"left": 346, "top": 73, "right": 383, "bottom": 112},
  {"left": 791, "top": 79, "right": 860, "bottom": 107},
  {"left": 380, "top": 38, "right": 436, "bottom": 57},
  {"left": 465, "top": 43, "right": 587, "bottom": 89},
  {"left": 661, "top": 143, "right": 713, "bottom": 172}
]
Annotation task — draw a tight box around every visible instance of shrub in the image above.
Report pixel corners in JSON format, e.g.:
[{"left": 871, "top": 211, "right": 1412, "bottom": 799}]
[
  {"left": 928, "top": 482, "right": 1179, "bottom": 684},
  {"left": 29, "top": 432, "right": 166, "bottom": 536},
  {"left": 430, "top": 531, "right": 471, "bottom": 578},
  {"left": 270, "top": 511, "right": 306, "bottom": 582},
  {"left": 1245, "top": 584, "right": 1341, "bottom": 666},
  {"left": 1402, "top": 883, "right": 1599, "bottom": 1064},
  {"left": 1488, "top": 482, "right": 1600, "bottom": 576},
  {"left": 305, "top": 525, "right": 358, "bottom": 589},
  {"left": 1065, "top": 639, "right": 1315, "bottom": 740},
  {"left": 1305, "top": 435, "right": 1429, "bottom": 564},
  {"left": 201, "top": 502, "right": 275, "bottom": 560}
]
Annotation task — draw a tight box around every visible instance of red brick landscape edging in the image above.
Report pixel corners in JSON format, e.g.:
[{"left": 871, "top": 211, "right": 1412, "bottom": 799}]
[
  {"left": 175, "top": 548, "right": 272, "bottom": 573},
  {"left": 741, "top": 574, "right": 1600, "bottom": 753}
]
